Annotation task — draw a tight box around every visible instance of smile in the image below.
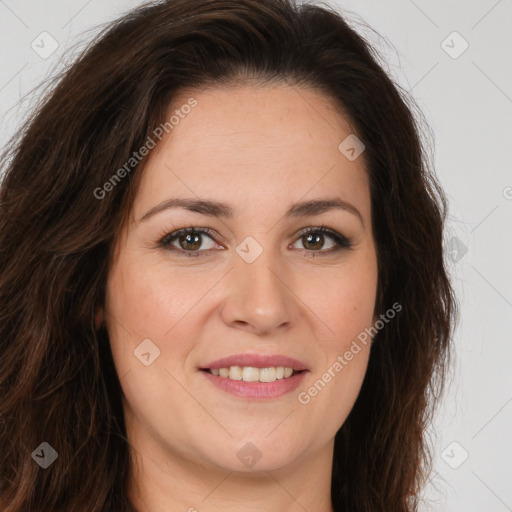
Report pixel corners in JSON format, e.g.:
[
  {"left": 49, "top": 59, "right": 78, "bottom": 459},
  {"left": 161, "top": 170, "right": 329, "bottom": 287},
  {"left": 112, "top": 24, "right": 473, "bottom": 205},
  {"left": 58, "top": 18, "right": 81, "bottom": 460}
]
[
  {"left": 200, "top": 353, "right": 309, "bottom": 399},
  {"left": 207, "top": 366, "right": 300, "bottom": 382}
]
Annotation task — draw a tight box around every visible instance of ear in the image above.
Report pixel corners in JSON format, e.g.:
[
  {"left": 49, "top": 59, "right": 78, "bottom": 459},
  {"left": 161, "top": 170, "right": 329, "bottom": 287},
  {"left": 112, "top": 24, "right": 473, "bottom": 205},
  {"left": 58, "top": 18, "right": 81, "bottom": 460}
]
[{"left": 94, "top": 307, "right": 104, "bottom": 331}]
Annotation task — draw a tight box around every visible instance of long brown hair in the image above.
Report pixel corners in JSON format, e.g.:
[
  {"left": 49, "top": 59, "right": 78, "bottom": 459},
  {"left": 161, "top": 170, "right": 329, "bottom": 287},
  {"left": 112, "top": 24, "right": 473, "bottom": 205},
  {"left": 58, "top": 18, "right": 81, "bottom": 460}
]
[{"left": 0, "top": 1, "right": 457, "bottom": 510}]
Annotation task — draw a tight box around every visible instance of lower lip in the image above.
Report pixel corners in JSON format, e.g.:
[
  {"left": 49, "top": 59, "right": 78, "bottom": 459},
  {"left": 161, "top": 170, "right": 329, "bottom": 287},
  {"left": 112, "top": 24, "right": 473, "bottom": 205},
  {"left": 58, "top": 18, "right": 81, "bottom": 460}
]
[{"left": 201, "top": 370, "right": 307, "bottom": 399}]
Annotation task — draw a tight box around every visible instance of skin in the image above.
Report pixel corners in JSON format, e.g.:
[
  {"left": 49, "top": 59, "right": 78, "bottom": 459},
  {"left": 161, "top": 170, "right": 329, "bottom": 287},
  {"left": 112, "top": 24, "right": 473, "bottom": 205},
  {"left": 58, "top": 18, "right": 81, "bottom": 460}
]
[{"left": 97, "top": 83, "right": 379, "bottom": 512}]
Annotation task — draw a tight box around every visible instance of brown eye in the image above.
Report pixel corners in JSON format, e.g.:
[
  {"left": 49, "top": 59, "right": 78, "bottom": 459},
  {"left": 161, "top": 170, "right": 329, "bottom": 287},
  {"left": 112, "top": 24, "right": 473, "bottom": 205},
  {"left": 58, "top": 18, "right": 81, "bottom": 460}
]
[
  {"left": 177, "top": 233, "right": 203, "bottom": 251},
  {"left": 292, "top": 227, "right": 353, "bottom": 253},
  {"left": 301, "top": 232, "right": 328, "bottom": 251},
  {"left": 160, "top": 227, "right": 220, "bottom": 256}
]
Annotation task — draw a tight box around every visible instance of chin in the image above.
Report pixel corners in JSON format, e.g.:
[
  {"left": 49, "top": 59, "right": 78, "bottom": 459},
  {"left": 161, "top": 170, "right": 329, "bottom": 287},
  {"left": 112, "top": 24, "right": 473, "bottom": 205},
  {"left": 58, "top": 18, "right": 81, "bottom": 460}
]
[{"left": 193, "top": 434, "right": 307, "bottom": 474}]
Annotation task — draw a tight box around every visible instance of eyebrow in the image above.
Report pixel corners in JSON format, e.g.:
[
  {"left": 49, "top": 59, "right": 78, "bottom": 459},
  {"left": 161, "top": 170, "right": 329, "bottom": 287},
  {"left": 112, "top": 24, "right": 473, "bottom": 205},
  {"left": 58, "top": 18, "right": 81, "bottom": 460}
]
[{"left": 139, "top": 197, "right": 364, "bottom": 226}]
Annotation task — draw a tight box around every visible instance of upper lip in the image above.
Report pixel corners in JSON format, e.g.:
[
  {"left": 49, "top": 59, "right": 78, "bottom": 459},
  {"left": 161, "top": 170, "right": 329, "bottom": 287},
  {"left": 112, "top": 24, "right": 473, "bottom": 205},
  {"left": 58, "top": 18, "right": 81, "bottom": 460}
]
[{"left": 202, "top": 353, "right": 309, "bottom": 371}]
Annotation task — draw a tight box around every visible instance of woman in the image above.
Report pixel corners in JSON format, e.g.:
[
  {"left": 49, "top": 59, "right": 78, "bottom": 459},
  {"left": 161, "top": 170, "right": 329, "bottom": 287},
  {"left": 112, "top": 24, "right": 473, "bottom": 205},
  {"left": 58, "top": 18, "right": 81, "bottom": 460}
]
[{"left": 0, "top": 0, "right": 457, "bottom": 510}]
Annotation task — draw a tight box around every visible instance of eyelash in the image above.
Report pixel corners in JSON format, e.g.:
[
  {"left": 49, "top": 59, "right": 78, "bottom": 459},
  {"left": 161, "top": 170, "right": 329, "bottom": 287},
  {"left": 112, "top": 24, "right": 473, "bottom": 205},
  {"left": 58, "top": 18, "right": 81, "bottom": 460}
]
[{"left": 157, "top": 224, "right": 354, "bottom": 258}]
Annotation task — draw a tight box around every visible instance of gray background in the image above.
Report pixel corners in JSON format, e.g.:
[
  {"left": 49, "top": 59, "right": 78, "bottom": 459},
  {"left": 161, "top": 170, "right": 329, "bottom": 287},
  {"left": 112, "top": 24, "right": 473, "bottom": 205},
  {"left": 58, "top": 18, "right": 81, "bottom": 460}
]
[{"left": 1, "top": 1, "right": 511, "bottom": 510}]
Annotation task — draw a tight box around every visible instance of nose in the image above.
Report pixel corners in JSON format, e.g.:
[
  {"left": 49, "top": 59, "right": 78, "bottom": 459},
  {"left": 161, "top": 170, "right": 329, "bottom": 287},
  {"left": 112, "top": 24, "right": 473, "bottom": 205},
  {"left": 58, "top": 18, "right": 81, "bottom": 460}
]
[{"left": 220, "top": 246, "right": 297, "bottom": 336}]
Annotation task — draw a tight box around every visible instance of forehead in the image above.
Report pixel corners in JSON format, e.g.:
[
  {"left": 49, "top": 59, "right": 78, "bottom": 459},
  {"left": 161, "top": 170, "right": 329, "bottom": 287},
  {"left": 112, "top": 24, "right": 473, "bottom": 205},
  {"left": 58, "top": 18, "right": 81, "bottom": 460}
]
[{"left": 133, "top": 84, "right": 370, "bottom": 220}]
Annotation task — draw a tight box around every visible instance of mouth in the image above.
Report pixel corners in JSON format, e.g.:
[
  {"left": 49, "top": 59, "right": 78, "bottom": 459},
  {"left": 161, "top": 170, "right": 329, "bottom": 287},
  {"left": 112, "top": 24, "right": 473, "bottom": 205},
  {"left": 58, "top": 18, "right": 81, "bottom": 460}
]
[
  {"left": 201, "top": 366, "right": 304, "bottom": 382},
  {"left": 199, "top": 354, "right": 309, "bottom": 399}
]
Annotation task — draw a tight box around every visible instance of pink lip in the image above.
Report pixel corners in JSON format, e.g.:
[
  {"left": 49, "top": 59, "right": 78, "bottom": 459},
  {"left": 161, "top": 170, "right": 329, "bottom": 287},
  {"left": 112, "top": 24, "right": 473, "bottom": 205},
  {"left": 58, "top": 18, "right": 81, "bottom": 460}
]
[
  {"left": 202, "top": 353, "right": 308, "bottom": 371},
  {"left": 199, "top": 353, "right": 309, "bottom": 400},
  {"left": 201, "top": 370, "right": 307, "bottom": 399}
]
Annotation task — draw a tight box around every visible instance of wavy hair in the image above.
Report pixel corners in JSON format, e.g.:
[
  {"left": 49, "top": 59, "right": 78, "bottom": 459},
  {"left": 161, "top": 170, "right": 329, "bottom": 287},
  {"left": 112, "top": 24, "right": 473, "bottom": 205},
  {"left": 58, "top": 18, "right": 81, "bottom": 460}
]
[{"left": 0, "top": 0, "right": 457, "bottom": 510}]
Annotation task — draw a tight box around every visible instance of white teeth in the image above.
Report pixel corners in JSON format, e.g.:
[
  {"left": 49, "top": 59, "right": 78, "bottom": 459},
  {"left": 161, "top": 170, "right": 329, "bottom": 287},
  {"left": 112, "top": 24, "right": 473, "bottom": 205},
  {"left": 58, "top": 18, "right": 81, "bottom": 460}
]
[
  {"left": 242, "top": 367, "right": 260, "bottom": 382},
  {"left": 229, "top": 366, "right": 243, "bottom": 380},
  {"left": 209, "top": 366, "right": 297, "bottom": 382},
  {"left": 259, "top": 367, "right": 276, "bottom": 382}
]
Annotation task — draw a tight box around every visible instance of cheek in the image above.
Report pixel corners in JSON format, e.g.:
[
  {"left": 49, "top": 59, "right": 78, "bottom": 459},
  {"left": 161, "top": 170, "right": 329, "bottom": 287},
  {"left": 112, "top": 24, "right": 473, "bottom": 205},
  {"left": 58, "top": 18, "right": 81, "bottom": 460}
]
[
  {"left": 105, "top": 257, "right": 179, "bottom": 376},
  {"left": 104, "top": 258, "right": 209, "bottom": 448},
  {"left": 318, "top": 284, "right": 376, "bottom": 343},
  {"left": 294, "top": 254, "right": 377, "bottom": 426},
  {"left": 296, "top": 290, "right": 373, "bottom": 433},
  {"left": 303, "top": 346, "right": 370, "bottom": 433},
  {"left": 301, "top": 253, "right": 378, "bottom": 344},
  {"left": 106, "top": 250, "right": 203, "bottom": 333}
]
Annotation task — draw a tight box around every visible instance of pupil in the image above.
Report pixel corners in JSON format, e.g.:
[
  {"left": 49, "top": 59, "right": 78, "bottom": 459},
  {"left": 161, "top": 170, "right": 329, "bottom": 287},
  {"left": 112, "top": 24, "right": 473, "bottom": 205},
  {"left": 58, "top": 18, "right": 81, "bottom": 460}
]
[
  {"left": 180, "top": 233, "right": 201, "bottom": 250},
  {"left": 305, "top": 233, "right": 323, "bottom": 250}
]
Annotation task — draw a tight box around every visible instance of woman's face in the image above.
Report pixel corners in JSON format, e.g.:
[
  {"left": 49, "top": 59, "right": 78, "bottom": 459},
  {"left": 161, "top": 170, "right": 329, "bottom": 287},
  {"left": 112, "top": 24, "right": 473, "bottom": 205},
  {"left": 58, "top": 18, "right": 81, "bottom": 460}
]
[{"left": 101, "top": 84, "right": 378, "bottom": 474}]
